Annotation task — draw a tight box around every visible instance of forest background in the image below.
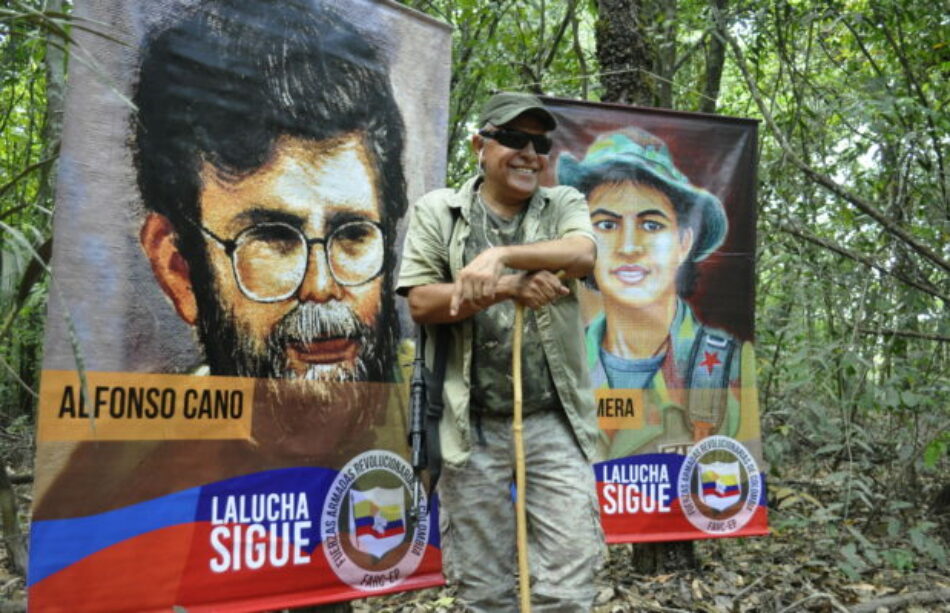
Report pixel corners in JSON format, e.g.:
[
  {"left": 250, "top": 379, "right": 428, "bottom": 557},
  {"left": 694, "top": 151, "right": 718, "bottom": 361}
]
[{"left": 0, "top": 0, "right": 947, "bottom": 611}]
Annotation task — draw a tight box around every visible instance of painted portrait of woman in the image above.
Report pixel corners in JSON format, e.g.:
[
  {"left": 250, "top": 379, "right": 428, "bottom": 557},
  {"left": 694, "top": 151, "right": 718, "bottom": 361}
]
[{"left": 558, "top": 127, "right": 758, "bottom": 459}]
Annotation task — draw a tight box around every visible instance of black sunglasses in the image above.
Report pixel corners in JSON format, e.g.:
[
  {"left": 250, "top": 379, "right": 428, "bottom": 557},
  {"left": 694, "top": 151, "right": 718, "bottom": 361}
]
[{"left": 478, "top": 128, "right": 553, "bottom": 154}]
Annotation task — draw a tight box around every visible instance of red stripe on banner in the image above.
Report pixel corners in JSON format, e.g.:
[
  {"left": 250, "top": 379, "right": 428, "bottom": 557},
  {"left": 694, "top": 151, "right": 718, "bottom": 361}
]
[
  {"left": 178, "top": 542, "right": 444, "bottom": 611},
  {"left": 600, "top": 500, "right": 769, "bottom": 544},
  {"left": 702, "top": 485, "right": 740, "bottom": 497},
  {"left": 29, "top": 523, "right": 198, "bottom": 613},
  {"left": 29, "top": 522, "right": 444, "bottom": 612},
  {"left": 356, "top": 526, "right": 406, "bottom": 539}
]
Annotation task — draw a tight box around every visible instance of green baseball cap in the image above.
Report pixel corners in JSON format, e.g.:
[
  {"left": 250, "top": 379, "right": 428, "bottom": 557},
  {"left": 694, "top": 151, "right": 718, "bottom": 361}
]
[{"left": 478, "top": 91, "right": 557, "bottom": 131}]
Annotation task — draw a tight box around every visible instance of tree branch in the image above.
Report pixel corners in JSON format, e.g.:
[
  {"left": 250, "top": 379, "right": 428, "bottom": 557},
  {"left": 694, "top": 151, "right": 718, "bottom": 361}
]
[
  {"left": 778, "top": 223, "right": 948, "bottom": 304},
  {"left": 857, "top": 328, "right": 950, "bottom": 343},
  {"left": 541, "top": 0, "right": 579, "bottom": 72},
  {"left": 712, "top": 7, "right": 950, "bottom": 275},
  {"left": 570, "top": 5, "right": 589, "bottom": 99},
  {"left": 871, "top": 7, "right": 948, "bottom": 212},
  {"left": 0, "top": 155, "right": 56, "bottom": 209}
]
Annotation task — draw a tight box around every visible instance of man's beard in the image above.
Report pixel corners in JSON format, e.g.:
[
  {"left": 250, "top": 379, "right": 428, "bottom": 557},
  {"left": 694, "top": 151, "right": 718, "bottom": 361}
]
[{"left": 197, "top": 298, "right": 390, "bottom": 381}]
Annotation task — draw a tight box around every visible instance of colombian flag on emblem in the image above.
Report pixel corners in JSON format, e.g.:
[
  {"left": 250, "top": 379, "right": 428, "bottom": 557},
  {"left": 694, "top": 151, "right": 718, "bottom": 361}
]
[
  {"left": 698, "top": 461, "right": 741, "bottom": 510},
  {"left": 349, "top": 487, "right": 406, "bottom": 558}
]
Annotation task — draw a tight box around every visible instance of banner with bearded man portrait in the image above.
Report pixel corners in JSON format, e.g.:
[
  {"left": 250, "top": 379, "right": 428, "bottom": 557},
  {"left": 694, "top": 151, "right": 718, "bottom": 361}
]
[{"left": 29, "top": 1, "right": 451, "bottom": 610}]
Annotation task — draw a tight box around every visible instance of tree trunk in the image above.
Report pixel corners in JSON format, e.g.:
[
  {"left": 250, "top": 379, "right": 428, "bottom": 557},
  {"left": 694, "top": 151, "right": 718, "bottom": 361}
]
[
  {"left": 701, "top": 0, "right": 727, "bottom": 113},
  {"left": 595, "top": 0, "right": 699, "bottom": 574},
  {"left": 654, "top": 0, "right": 678, "bottom": 108},
  {"left": 632, "top": 541, "right": 697, "bottom": 574},
  {"left": 595, "top": 0, "right": 655, "bottom": 106}
]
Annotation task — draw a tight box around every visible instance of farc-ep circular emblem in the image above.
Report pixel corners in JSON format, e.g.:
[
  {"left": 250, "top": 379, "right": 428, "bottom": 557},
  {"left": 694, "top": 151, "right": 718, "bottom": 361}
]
[
  {"left": 677, "top": 436, "right": 761, "bottom": 535},
  {"left": 320, "top": 450, "right": 430, "bottom": 591}
]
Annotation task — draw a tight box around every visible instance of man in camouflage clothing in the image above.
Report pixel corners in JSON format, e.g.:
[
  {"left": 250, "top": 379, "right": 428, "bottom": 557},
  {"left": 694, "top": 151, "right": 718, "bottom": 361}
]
[{"left": 398, "top": 92, "right": 604, "bottom": 612}]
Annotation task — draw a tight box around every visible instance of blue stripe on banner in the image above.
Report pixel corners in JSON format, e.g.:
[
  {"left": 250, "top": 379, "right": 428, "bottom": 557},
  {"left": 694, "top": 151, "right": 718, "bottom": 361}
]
[
  {"left": 28, "top": 486, "right": 201, "bottom": 585},
  {"left": 354, "top": 517, "right": 404, "bottom": 532},
  {"left": 29, "top": 466, "right": 341, "bottom": 586}
]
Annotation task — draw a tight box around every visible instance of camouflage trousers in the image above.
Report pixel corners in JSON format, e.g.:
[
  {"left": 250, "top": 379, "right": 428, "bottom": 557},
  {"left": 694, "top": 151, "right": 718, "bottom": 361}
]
[{"left": 439, "top": 410, "right": 605, "bottom": 613}]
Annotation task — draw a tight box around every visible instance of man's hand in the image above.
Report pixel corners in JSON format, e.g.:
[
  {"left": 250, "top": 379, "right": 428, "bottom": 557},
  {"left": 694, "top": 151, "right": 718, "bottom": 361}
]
[
  {"left": 449, "top": 247, "right": 509, "bottom": 316},
  {"left": 513, "top": 270, "right": 569, "bottom": 310}
]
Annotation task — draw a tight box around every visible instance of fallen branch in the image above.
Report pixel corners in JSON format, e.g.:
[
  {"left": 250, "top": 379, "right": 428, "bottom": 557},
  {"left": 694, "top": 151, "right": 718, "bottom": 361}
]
[
  {"left": 627, "top": 601, "right": 692, "bottom": 613},
  {"left": 730, "top": 574, "right": 767, "bottom": 612},
  {"left": 849, "top": 588, "right": 950, "bottom": 613},
  {"left": 0, "top": 466, "right": 26, "bottom": 576},
  {"left": 778, "top": 592, "right": 849, "bottom": 613},
  {"left": 0, "top": 577, "right": 20, "bottom": 593},
  {"left": 8, "top": 472, "right": 32, "bottom": 485}
]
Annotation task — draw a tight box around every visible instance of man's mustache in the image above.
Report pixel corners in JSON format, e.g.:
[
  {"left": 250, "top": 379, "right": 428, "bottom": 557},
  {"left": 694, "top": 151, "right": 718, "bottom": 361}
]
[{"left": 268, "top": 300, "right": 371, "bottom": 348}]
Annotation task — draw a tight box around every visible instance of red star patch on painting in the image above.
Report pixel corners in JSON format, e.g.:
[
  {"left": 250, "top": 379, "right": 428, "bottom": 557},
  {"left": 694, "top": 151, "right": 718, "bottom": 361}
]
[{"left": 699, "top": 351, "right": 721, "bottom": 375}]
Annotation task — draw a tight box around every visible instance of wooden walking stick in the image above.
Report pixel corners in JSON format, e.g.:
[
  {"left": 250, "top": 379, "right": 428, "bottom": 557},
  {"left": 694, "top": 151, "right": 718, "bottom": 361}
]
[
  {"left": 513, "top": 272, "right": 566, "bottom": 612},
  {"left": 512, "top": 301, "right": 531, "bottom": 613}
]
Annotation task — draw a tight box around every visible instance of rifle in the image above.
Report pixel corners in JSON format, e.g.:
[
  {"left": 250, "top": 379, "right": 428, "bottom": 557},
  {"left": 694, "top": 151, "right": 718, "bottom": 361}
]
[
  {"left": 407, "top": 326, "right": 429, "bottom": 526},
  {"left": 407, "top": 324, "right": 448, "bottom": 528}
]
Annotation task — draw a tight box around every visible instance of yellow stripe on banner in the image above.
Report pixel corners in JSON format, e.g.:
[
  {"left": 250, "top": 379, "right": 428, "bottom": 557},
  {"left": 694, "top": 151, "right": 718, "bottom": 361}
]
[
  {"left": 595, "top": 388, "right": 644, "bottom": 430},
  {"left": 37, "top": 370, "right": 254, "bottom": 442}
]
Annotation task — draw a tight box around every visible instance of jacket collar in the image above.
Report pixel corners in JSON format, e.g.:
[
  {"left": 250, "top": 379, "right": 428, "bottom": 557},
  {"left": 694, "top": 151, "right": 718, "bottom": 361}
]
[{"left": 452, "top": 175, "right": 549, "bottom": 221}]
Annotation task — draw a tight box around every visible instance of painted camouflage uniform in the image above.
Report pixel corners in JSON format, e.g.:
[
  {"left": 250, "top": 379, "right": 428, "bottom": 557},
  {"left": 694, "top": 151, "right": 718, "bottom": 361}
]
[{"left": 587, "top": 298, "right": 759, "bottom": 458}]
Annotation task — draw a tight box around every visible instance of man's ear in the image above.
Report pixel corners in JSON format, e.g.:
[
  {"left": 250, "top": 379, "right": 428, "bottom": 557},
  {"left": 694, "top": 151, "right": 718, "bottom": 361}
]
[
  {"left": 140, "top": 212, "right": 199, "bottom": 325},
  {"left": 471, "top": 134, "right": 485, "bottom": 171},
  {"left": 471, "top": 132, "right": 484, "bottom": 155}
]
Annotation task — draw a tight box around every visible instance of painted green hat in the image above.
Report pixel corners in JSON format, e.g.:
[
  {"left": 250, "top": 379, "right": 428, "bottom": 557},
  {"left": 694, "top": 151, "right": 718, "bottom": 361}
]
[{"left": 557, "top": 127, "right": 727, "bottom": 261}]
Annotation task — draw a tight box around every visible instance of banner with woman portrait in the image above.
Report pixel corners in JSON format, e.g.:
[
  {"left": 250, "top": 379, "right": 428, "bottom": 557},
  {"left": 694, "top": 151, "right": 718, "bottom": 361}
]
[
  {"left": 29, "top": 1, "right": 451, "bottom": 610},
  {"left": 543, "top": 97, "right": 768, "bottom": 542}
]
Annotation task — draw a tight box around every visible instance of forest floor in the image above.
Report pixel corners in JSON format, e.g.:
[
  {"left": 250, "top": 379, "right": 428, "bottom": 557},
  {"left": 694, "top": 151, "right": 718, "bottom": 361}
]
[
  {"left": 363, "top": 470, "right": 950, "bottom": 613},
  {"left": 2, "top": 470, "right": 948, "bottom": 612},
  {"left": 361, "top": 523, "right": 950, "bottom": 613}
]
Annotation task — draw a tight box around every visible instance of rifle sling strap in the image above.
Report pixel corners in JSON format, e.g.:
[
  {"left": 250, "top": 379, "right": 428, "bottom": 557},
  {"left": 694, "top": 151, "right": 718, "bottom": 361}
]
[{"left": 417, "top": 204, "right": 459, "bottom": 502}]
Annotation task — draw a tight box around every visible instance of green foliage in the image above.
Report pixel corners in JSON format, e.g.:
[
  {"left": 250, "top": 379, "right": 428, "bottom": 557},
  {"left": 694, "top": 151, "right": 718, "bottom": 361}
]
[
  {"left": 401, "top": 0, "right": 598, "bottom": 183},
  {"left": 0, "top": 0, "right": 62, "bottom": 458},
  {"left": 923, "top": 430, "right": 949, "bottom": 468}
]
